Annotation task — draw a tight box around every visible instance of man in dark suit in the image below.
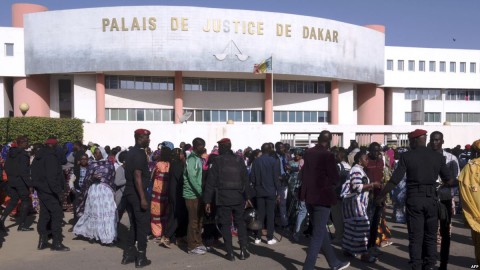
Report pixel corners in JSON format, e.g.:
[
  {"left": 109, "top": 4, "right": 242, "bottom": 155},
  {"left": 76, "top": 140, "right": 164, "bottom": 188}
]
[{"left": 300, "top": 130, "right": 350, "bottom": 270}]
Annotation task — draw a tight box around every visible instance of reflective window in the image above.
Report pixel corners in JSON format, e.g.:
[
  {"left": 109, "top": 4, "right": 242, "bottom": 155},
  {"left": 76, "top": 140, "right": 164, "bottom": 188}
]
[
  {"left": 4, "top": 43, "right": 13, "bottom": 56},
  {"left": 386, "top": 60, "right": 393, "bottom": 71}
]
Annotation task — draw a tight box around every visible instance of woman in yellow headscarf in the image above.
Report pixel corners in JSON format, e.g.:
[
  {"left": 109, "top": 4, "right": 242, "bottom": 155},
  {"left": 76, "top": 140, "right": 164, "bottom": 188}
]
[{"left": 459, "top": 139, "right": 480, "bottom": 264}]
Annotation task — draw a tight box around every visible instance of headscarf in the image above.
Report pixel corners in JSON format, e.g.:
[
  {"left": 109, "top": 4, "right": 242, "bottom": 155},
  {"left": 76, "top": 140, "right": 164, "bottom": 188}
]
[
  {"left": 472, "top": 139, "right": 480, "bottom": 154},
  {"left": 64, "top": 142, "right": 74, "bottom": 158},
  {"left": 161, "top": 141, "right": 174, "bottom": 150}
]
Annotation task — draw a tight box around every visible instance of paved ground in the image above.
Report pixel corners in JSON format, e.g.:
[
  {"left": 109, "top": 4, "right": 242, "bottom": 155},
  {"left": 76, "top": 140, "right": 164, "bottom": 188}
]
[{"left": 0, "top": 206, "right": 475, "bottom": 270}]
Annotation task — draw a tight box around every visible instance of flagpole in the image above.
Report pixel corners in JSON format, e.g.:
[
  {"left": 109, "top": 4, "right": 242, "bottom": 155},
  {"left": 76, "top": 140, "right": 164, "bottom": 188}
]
[{"left": 270, "top": 54, "right": 273, "bottom": 120}]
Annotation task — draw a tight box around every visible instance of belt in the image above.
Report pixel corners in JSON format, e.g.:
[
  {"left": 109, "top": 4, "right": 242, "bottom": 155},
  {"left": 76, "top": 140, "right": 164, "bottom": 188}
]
[{"left": 407, "top": 185, "right": 436, "bottom": 197}]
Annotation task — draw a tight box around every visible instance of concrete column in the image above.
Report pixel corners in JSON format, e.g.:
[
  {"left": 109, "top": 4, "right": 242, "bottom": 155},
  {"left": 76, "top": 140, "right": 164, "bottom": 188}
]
[
  {"left": 13, "top": 75, "right": 50, "bottom": 117},
  {"left": 264, "top": 73, "right": 273, "bottom": 124},
  {"left": 95, "top": 74, "right": 105, "bottom": 123},
  {"left": 384, "top": 87, "right": 393, "bottom": 125},
  {"left": 174, "top": 71, "right": 183, "bottom": 124},
  {"left": 12, "top": 3, "right": 48, "bottom": 27},
  {"left": 330, "top": 81, "right": 339, "bottom": 124}
]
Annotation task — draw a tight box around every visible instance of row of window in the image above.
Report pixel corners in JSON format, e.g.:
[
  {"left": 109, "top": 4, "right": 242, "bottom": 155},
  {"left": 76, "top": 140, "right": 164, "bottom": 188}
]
[
  {"left": 273, "top": 81, "right": 331, "bottom": 94},
  {"left": 105, "top": 76, "right": 174, "bottom": 90},
  {"left": 405, "top": 112, "right": 480, "bottom": 123},
  {"left": 405, "top": 88, "right": 480, "bottom": 101},
  {"left": 274, "top": 111, "right": 330, "bottom": 123},
  {"left": 446, "top": 89, "right": 480, "bottom": 101},
  {"left": 105, "top": 108, "right": 173, "bottom": 121},
  {"left": 183, "top": 78, "right": 263, "bottom": 92},
  {"left": 4, "top": 43, "right": 13, "bottom": 56},
  {"left": 405, "top": 112, "right": 441, "bottom": 123},
  {"left": 387, "top": 59, "right": 476, "bottom": 73},
  {"left": 183, "top": 109, "right": 264, "bottom": 122}
]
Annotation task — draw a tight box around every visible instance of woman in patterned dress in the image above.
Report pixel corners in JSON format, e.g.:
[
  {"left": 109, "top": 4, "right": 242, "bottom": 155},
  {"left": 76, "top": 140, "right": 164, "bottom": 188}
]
[
  {"left": 74, "top": 147, "right": 117, "bottom": 244},
  {"left": 341, "top": 151, "right": 382, "bottom": 263},
  {"left": 150, "top": 147, "right": 172, "bottom": 246}
]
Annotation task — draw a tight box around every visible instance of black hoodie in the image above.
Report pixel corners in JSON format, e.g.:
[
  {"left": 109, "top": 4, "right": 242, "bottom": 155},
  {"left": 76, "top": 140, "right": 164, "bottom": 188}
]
[
  {"left": 31, "top": 147, "right": 64, "bottom": 195},
  {"left": 4, "top": 147, "right": 31, "bottom": 187}
]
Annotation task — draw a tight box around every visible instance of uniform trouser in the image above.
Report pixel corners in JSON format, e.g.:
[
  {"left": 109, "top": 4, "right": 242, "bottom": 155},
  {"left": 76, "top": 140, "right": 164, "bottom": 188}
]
[
  {"left": 303, "top": 205, "right": 341, "bottom": 270},
  {"left": 3, "top": 183, "right": 31, "bottom": 226},
  {"left": 217, "top": 204, "right": 247, "bottom": 254},
  {"left": 125, "top": 193, "right": 150, "bottom": 252},
  {"left": 406, "top": 196, "right": 438, "bottom": 270},
  {"left": 295, "top": 201, "right": 307, "bottom": 233},
  {"left": 439, "top": 199, "right": 452, "bottom": 265},
  {"left": 37, "top": 192, "right": 63, "bottom": 241},
  {"left": 330, "top": 200, "right": 344, "bottom": 240},
  {"left": 185, "top": 198, "right": 204, "bottom": 251},
  {"left": 255, "top": 196, "right": 276, "bottom": 240}
]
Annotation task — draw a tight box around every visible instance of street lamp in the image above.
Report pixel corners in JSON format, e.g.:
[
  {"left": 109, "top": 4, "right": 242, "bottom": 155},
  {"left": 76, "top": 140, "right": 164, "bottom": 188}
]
[{"left": 19, "top": 102, "right": 29, "bottom": 116}]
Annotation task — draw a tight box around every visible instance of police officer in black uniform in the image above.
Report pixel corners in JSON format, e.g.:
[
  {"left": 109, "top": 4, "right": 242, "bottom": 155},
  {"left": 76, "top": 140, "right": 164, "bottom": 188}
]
[
  {"left": 121, "top": 129, "right": 151, "bottom": 268},
  {"left": 376, "top": 129, "right": 453, "bottom": 270},
  {"left": 204, "top": 138, "right": 252, "bottom": 261},
  {"left": 0, "top": 135, "right": 33, "bottom": 232},
  {"left": 33, "top": 137, "right": 70, "bottom": 251}
]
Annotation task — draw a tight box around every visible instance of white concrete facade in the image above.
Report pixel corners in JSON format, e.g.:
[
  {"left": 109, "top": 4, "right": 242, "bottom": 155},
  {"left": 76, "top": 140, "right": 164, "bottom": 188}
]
[{"left": 0, "top": 5, "right": 479, "bottom": 149}]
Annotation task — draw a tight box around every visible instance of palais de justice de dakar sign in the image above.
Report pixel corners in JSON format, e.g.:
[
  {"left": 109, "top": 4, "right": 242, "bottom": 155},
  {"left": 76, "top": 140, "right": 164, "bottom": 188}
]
[{"left": 24, "top": 6, "right": 384, "bottom": 84}]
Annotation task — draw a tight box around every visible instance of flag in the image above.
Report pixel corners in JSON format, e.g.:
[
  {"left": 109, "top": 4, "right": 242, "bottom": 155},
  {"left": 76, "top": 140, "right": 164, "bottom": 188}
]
[{"left": 253, "top": 57, "right": 272, "bottom": 74}]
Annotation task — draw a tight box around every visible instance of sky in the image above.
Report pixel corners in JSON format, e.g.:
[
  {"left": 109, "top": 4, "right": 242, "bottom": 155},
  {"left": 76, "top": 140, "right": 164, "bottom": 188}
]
[{"left": 1, "top": 0, "right": 478, "bottom": 50}]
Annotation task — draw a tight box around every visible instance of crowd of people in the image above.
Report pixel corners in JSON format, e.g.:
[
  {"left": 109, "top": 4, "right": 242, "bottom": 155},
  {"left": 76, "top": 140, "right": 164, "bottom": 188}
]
[{"left": 0, "top": 128, "right": 478, "bottom": 270}]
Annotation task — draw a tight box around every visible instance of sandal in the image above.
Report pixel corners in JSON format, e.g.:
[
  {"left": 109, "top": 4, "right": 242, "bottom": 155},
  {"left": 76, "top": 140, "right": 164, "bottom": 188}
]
[
  {"left": 360, "top": 254, "right": 377, "bottom": 263},
  {"left": 380, "top": 241, "right": 393, "bottom": 248}
]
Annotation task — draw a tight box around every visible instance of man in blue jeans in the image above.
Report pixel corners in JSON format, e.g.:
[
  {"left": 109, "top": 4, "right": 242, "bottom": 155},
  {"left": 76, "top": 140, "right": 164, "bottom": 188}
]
[{"left": 299, "top": 130, "right": 350, "bottom": 270}]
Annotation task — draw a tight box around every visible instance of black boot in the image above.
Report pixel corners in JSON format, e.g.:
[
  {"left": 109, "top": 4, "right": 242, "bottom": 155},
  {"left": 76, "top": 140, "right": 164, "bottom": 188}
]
[
  {"left": 51, "top": 240, "right": 70, "bottom": 252},
  {"left": 18, "top": 224, "right": 34, "bottom": 231},
  {"left": 0, "top": 215, "right": 9, "bottom": 232},
  {"left": 135, "top": 251, "right": 151, "bottom": 268},
  {"left": 439, "top": 262, "right": 448, "bottom": 270},
  {"left": 225, "top": 252, "right": 235, "bottom": 261},
  {"left": 37, "top": 234, "right": 49, "bottom": 250},
  {"left": 239, "top": 247, "right": 250, "bottom": 260},
  {"left": 121, "top": 246, "right": 136, "bottom": 265}
]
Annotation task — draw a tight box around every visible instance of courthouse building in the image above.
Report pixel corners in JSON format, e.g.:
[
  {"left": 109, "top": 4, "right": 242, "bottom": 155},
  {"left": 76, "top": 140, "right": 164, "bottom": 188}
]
[{"left": 1, "top": 3, "right": 479, "bottom": 148}]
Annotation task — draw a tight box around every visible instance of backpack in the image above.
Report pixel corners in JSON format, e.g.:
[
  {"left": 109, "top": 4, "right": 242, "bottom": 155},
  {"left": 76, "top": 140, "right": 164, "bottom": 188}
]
[{"left": 336, "top": 162, "right": 350, "bottom": 197}]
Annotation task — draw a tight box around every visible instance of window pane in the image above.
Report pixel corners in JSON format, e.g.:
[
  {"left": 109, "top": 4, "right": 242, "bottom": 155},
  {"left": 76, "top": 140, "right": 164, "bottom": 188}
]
[
  {"left": 289, "top": 111, "right": 295, "bottom": 122},
  {"left": 304, "top": 111, "right": 311, "bottom": 122},
  {"left": 145, "top": 109, "right": 154, "bottom": 121},
  {"left": 199, "top": 79, "right": 208, "bottom": 91},
  {"left": 450, "top": 62, "right": 456, "bottom": 72},
  {"left": 387, "top": 60, "right": 393, "bottom": 71},
  {"left": 212, "top": 110, "right": 219, "bottom": 121},
  {"left": 219, "top": 110, "right": 227, "bottom": 122},
  {"left": 238, "top": 80, "right": 246, "bottom": 92},
  {"left": 296, "top": 111, "right": 302, "bottom": 122},
  {"left": 234, "top": 111, "right": 242, "bottom": 122},
  {"left": 470, "top": 62, "right": 476, "bottom": 73},
  {"left": 207, "top": 79, "right": 215, "bottom": 91},
  {"left": 460, "top": 62, "right": 466, "bottom": 73},
  {"left": 152, "top": 77, "right": 160, "bottom": 90},
  {"left": 136, "top": 109, "right": 144, "bottom": 121},
  {"left": 135, "top": 77, "right": 144, "bottom": 90},
  {"left": 246, "top": 80, "right": 261, "bottom": 92},
  {"left": 280, "top": 111, "right": 288, "bottom": 122},
  {"left": 159, "top": 78, "right": 169, "bottom": 90},
  {"left": 228, "top": 110, "right": 235, "bottom": 121},
  {"left": 120, "top": 76, "right": 135, "bottom": 89},
  {"left": 230, "top": 80, "right": 239, "bottom": 92},
  {"left": 162, "top": 109, "right": 172, "bottom": 121},
  {"left": 216, "top": 80, "right": 229, "bottom": 92},
  {"left": 195, "top": 110, "right": 203, "bottom": 122},
  {"left": 128, "top": 109, "right": 136, "bottom": 121},
  {"left": 5, "top": 43, "right": 14, "bottom": 56},
  {"left": 143, "top": 77, "right": 152, "bottom": 90},
  {"left": 243, "top": 111, "right": 251, "bottom": 122},
  {"left": 191, "top": 79, "right": 200, "bottom": 91},
  {"left": 111, "top": 108, "right": 119, "bottom": 120},
  {"left": 408, "top": 60, "right": 415, "bottom": 71},
  {"left": 304, "top": 82, "right": 315, "bottom": 93},
  {"left": 397, "top": 60, "right": 404, "bottom": 71},
  {"left": 203, "top": 110, "right": 211, "bottom": 122},
  {"left": 440, "top": 61, "right": 446, "bottom": 72},
  {"left": 252, "top": 111, "right": 259, "bottom": 122},
  {"left": 419, "top": 61, "right": 425, "bottom": 71},
  {"left": 118, "top": 109, "right": 127, "bottom": 120},
  {"left": 296, "top": 81, "right": 303, "bottom": 93},
  {"left": 405, "top": 112, "right": 412, "bottom": 122},
  {"left": 154, "top": 109, "right": 161, "bottom": 121}
]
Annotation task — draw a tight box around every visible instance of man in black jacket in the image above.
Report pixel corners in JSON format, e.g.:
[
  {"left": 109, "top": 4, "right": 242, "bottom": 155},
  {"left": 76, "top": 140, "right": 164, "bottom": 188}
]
[
  {"left": 32, "top": 137, "right": 69, "bottom": 251},
  {"left": 204, "top": 138, "right": 252, "bottom": 261},
  {"left": 0, "top": 135, "right": 33, "bottom": 232}
]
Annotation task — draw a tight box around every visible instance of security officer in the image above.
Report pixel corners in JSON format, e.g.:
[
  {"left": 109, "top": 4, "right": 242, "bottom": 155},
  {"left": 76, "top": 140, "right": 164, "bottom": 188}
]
[
  {"left": 204, "top": 138, "right": 252, "bottom": 261},
  {"left": 121, "top": 129, "right": 151, "bottom": 268},
  {"left": 430, "top": 131, "right": 460, "bottom": 270},
  {"left": 33, "top": 137, "right": 70, "bottom": 251},
  {"left": 376, "top": 129, "right": 453, "bottom": 270},
  {"left": 0, "top": 135, "right": 33, "bottom": 232}
]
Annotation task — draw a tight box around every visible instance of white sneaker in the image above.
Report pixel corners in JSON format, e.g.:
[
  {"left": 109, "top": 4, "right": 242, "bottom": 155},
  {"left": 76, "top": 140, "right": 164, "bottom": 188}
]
[
  {"left": 254, "top": 238, "right": 261, "bottom": 244},
  {"left": 267, "top": 239, "right": 277, "bottom": 245}
]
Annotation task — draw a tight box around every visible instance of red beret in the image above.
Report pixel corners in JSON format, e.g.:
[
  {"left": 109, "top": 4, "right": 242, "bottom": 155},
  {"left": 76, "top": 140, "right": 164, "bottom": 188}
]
[
  {"left": 45, "top": 138, "right": 58, "bottom": 145},
  {"left": 408, "top": 129, "right": 427, "bottom": 139},
  {"left": 134, "top": 129, "right": 151, "bottom": 136},
  {"left": 217, "top": 138, "right": 231, "bottom": 144},
  {"left": 465, "top": 144, "right": 471, "bottom": 150}
]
